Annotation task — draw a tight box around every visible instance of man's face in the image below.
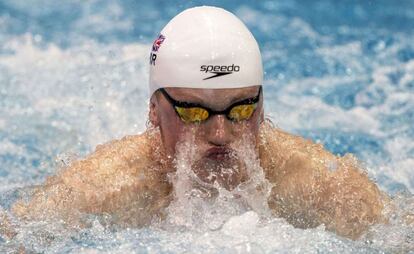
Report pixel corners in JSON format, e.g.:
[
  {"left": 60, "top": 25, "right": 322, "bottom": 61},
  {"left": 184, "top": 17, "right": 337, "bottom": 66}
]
[{"left": 150, "top": 86, "right": 263, "bottom": 189}]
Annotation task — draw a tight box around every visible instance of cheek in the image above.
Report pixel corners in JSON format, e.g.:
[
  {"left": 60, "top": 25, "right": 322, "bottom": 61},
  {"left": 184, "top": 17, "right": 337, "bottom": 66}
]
[
  {"left": 239, "top": 120, "right": 260, "bottom": 139},
  {"left": 236, "top": 108, "right": 262, "bottom": 140},
  {"left": 251, "top": 104, "right": 263, "bottom": 132},
  {"left": 157, "top": 108, "right": 188, "bottom": 154}
]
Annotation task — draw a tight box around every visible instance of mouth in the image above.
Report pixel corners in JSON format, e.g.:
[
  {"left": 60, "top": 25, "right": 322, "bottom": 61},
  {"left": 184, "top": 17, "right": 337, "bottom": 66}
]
[
  {"left": 205, "top": 147, "right": 233, "bottom": 161},
  {"left": 192, "top": 147, "right": 247, "bottom": 191}
]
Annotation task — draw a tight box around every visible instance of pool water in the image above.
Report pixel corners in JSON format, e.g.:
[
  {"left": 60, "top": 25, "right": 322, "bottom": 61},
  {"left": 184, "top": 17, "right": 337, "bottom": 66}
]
[{"left": 0, "top": 0, "right": 413, "bottom": 253}]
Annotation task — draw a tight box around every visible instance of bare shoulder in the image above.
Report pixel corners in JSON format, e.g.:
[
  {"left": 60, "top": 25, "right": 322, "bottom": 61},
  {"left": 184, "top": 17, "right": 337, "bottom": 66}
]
[
  {"left": 12, "top": 130, "right": 170, "bottom": 225},
  {"left": 260, "top": 123, "right": 330, "bottom": 155},
  {"left": 59, "top": 131, "right": 154, "bottom": 190},
  {"left": 259, "top": 122, "right": 387, "bottom": 239},
  {"left": 259, "top": 123, "right": 335, "bottom": 181},
  {"left": 259, "top": 122, "right": 377, "bottom": 184}
]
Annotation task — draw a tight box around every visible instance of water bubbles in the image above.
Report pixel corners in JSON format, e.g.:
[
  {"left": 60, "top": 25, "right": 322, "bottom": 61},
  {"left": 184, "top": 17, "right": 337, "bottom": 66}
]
[
  {"left": 33, "top": 34, "right": 42, "bottom": 43},
  {"left": 364, "top": 38, "right": 391, "bottom": 54},
  {"left": 81, "top": 75, "right": 90, "bottom": 83},
  {"left": 221, "top": 211, "right": 260, "bottom": 236},
  {"left": 326, "top": 160, "right": 338, "bottom": 172},
  {"left": 0, "top": 0, "right": 413, "bottom": 252},
  {"left": 397, "top": 47, "right": 414, "bottom": 63},
  {"left": 277, "top": 73, "right": 285, "bottom": 80}
]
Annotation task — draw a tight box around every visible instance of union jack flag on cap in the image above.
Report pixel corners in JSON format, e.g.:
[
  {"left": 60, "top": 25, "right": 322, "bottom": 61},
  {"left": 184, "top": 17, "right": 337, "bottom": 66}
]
[{"left": 152, "top": 34, "right": 165, "bottom": 52}]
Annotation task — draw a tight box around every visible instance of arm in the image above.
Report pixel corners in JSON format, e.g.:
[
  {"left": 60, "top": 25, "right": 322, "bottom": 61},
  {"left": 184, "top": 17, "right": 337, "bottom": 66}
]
[
  {"left": 0, "top": 209, "right": 17, "bottom": 239},
  {"left": 12, "top": 131, "right": 172, "bottom": 227},
  {"left": 260, "top": 124, "right": 388, "bottom": 239}
]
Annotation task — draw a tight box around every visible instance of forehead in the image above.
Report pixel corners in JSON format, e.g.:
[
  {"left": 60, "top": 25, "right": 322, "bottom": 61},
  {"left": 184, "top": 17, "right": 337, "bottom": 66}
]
[{"left": 163, "top": 86, "right": 261, "bottom": 109}]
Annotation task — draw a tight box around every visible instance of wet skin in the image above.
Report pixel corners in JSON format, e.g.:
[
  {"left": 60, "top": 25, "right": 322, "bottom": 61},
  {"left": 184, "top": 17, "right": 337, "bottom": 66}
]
[
  {"left": 149, "top": 86, "right": 263, "bottom": 188},
  {"left": 6, "top": 87, "right": 391, "bottom": 240}
]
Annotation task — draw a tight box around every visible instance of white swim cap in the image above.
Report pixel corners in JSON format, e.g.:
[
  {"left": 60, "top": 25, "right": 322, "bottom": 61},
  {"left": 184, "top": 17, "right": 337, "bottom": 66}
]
[{"left": 149, "top": 6, "right": 263, "bottom": 96}]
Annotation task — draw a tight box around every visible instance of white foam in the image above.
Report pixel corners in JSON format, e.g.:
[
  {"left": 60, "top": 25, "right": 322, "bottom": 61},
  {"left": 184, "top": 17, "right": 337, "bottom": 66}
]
[{"left": 1, "top": 5, "right": 413, "bottom": 252}]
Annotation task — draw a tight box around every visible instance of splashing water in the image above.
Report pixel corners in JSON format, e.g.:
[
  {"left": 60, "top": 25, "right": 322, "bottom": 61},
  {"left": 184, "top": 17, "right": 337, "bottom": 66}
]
[
  {"left": 0, "top": 0, "right": 413, "bottom": 253},
  {"left": 163, "top": 132, "right": 272, "bottom": 232}
]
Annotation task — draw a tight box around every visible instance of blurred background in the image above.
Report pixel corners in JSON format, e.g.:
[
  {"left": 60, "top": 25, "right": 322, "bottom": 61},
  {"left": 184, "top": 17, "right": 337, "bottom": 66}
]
[{"left": 0, "top": 0, "right": 413, "bottom": 195}]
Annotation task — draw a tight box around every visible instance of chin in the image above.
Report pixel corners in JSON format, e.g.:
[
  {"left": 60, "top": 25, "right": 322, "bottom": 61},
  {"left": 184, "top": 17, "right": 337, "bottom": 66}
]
[{"left": 191, "top": 152, "right": 248, "bottom": 191}]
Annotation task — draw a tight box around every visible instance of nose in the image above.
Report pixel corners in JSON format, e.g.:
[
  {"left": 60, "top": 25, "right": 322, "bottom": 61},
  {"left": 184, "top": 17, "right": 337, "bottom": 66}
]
[{"left": 205, "top": 115, "right": 235, "bottom": 146}]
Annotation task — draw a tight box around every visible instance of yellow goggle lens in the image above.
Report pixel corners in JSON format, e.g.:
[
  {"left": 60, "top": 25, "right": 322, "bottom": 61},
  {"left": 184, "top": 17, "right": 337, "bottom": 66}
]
[
  {"left": 175, "top": 107, "right": 210, "bottom": 123},
  {"left": 228, "top": 104, "right": 257, "bottom": 121}
]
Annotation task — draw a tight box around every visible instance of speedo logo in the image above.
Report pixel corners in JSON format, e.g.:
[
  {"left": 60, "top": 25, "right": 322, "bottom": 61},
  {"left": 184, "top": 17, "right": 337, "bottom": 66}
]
[{"left": 200, "top": 64, "right": 240, "bottom": 80}]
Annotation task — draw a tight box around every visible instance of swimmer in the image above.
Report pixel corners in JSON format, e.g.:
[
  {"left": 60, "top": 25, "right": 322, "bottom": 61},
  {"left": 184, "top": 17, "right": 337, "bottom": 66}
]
[{"left": 6, "top": 6, "right": 390, "bottom": 240}]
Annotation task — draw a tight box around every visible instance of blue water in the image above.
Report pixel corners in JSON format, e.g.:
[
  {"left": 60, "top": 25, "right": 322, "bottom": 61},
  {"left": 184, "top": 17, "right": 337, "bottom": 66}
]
[{"left": 0, "top": 0, "right": 413, "bottom": 253}]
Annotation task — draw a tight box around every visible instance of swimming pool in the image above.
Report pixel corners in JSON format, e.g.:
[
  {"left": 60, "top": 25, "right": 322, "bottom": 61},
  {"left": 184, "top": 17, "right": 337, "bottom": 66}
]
[{"left": 0, "top": 0, "right": 413, "bottom": 253}]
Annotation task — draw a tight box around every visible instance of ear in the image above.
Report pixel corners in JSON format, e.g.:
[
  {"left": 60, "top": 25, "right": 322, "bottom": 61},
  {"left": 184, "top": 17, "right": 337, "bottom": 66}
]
[{"left": 149, "top": 94, "right": 160, "bottom": 127}]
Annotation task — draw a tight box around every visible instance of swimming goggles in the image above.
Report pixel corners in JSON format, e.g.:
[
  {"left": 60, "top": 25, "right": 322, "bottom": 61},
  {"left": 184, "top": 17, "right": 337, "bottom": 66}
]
[{"left": 159, "top": 87, "right": 262, "bottom": 123}]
